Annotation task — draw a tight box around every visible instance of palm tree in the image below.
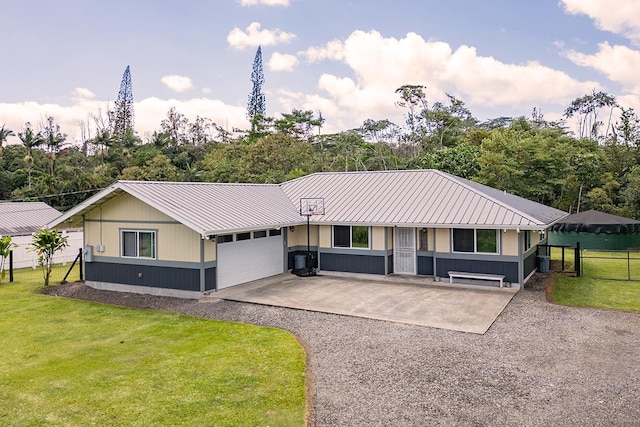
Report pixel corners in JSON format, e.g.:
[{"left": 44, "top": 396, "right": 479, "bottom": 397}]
[
  {"left": 0, "top": 124, "right": 15, "bottom": 155},
  {"left": 18, "top": 122, "right": 44, "bottom": 189}
]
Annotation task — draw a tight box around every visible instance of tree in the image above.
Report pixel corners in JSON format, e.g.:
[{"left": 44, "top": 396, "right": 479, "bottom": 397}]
[
  {"left": 111, "top": 65, "right": 135, "bottom": 139},
  {"left": 40, "top": 116, "right": 67, "bottom": 175},
  {"left": 247, "top": 46, "right": 266, "bottom": 124},
  {"left": 0, "top": 236, "right": 16, "bottom": 282},
  {"left": 0, "top": 124, "right": 14, "bottom": 156},
  {"left": 395, "top": 84, "right": 427, "bottom": 154},
  {"left": 29, "top": 228, "right": 69, "bottom": 286},
  {"left": 160, "top": 107, "right": 189, "bottom": 148},
  {"left": 273, "top": 109, "right": 323, "bottom": 141},
  {"left": 563, "top": 90, "right": 618, "bottom": 141},
  {"left": 18, "top": 122, "right": 44, "bottom": 189},
  {"left": 423, "top": 94, "right": 476, "bottom": 150},
  {"left": 623, "top": 165, "right": 640, "bottom": 219}
]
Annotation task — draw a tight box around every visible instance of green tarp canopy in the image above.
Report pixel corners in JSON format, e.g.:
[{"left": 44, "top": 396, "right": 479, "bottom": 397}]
[{"left": 550, "top": 210, "right": 640, "bottom": 234}]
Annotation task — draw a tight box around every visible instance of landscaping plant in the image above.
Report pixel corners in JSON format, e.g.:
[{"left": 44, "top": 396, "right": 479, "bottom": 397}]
[
  {"left": 0, "top": 235, "right": 15, "bottom": 282},
  {"left": 29, "top": 228, "right": 69, "bottom": 286}
]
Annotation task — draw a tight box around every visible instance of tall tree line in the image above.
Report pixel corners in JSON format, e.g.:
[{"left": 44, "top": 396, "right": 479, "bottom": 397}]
[{"left": 1, "top": 59, "right": 640, "bottom": 219}]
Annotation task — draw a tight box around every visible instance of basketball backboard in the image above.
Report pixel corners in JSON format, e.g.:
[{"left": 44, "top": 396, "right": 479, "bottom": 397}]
[{"left": 300, "top": 198, "right": 325, "bottom": 216}]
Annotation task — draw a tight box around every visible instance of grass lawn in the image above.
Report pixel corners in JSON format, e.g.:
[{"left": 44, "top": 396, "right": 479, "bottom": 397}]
[
  {"left": 552, "top": 274, "right": 640, "bottom": 312},
  {"left": 0, "top": 266, "right": 306, "bottom": 426}
]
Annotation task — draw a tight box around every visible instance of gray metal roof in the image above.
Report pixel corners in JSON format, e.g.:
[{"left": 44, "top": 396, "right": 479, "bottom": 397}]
[
  {"left": 280, "top": 170, "right": 567, "bottom": 229},
  {"left": 50, "top": 170, "right": 567, "bottom": 234},
  {"left": 50, "top": 181, "right": 303, "bottom": 236},
  {"left": 0, "top": 202, "right": 62, "bottom": 236}
]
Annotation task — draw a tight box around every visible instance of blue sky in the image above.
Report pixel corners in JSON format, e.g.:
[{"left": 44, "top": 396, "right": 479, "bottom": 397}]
[{"left": 2, "top": 0, "right": 640, "bottom": 143}]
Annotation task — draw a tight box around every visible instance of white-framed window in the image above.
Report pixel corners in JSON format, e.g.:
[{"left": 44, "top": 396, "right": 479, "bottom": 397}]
[
  {"left": 236, "top": 232, "right": 251, "bottom": 241},
  {"left": 254, "top": 230, "right": 267, "bottom": 239},
  {"left": 452, "top": 228, "right": 499, "bottom": 254},
  {"left": 333, "top": 225, "right": 370, "bottom": 249},
  {"left": 121, "top": 229, "right": 156, "bottom": 259},
  {"left": 269, "top": 229, "right": 282, "bottom": 237},
  {"left": 524, "top": 230, "right": 532, "bottom": 251},
  {"left": 216, "top": 234, "right": 233, "bottom": 244}
]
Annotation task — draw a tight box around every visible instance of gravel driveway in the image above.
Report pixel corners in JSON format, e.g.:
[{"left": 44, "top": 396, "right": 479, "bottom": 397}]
[{"left": 46, "top": 279, "right": 640, "bottom": 426}]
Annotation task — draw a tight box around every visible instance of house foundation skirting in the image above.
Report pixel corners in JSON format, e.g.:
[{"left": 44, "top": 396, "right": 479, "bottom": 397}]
[
  {"left": 85, "top": 260, "right": 216, "bottom": 293},
  {"left": 86, "top": 280, "right": 202, "bottom": 299}
]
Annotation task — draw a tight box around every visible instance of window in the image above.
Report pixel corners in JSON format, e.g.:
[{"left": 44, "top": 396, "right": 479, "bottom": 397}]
[
  {"left": 121, "top": 230, "right": 156, "bottom": 259},
  {"left": 452, "top": 228, "right": 498, "bottom": 254},
  {"left": 418, "top": 228, "right": 429, "bottom": 251},
  {"left": 452, "top": 229, "right": 474, "bottom": 252},
  {"left": 216, "top": 234, "right": 233, "bottom": 244},
  {"left": 333, "top": 225, "right": 369, "bottom": 249},
  {"left": 254, "top": 230, "right": 267, "bottom": 239},
  {"left": 524, "top": 230, "right": 531, "bottom": 251},
  {"left": 236, "top": 232, "right": 251, "bottom": 241},
  {"left": 269, "top": 229, "right": 282, "bottom": 237}
]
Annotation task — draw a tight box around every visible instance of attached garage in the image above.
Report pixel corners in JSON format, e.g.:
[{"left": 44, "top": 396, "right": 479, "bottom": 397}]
[{"left": 217, "top": 229, "right": 285, "bottom": 289}]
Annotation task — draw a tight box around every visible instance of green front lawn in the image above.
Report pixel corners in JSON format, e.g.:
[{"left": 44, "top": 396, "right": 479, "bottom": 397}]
[
  {"left": 0, "top": 267, "right": 306, "bottom": 426},
  {"left": 552, "top": 274, "right": 640, "bottom": 312}
]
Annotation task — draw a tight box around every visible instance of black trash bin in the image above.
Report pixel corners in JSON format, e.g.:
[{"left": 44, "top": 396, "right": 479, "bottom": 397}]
[
  {"left": 294, "top": 254, "right": 306, "bottom": 270},
  {"left": 537, "top": 255, "right": 550, "bottom": 273}
]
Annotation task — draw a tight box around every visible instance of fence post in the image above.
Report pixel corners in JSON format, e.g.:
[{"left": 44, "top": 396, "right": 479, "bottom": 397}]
[
  {"left": 79, "top": 248, "right": 84, "bottom": 281},
  {"left": 575, "top": 242, "right": 581, "bottom": 277},
  {"left": 9, "top": 250, "right": 13, "bottom": 283},
  {"left": 628, "top": 251, "right": 631, "bottom": 281}
]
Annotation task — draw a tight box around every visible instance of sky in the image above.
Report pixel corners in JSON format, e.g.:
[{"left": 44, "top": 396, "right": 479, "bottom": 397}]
[{"left": 1, "top": 0, "right": 640, "bottom": 145}]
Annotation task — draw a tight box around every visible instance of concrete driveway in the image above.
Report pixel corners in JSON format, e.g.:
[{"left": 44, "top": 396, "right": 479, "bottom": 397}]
[{"left": 206, "top": 273, "right": 516, "bottom": 334}]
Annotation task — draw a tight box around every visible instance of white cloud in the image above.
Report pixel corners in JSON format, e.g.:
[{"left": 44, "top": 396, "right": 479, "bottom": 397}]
[
  {"left": 71, "top": 87, "right": 95, "bottom": 100},
  {"left": 303, "top": 40, "right": 345, "bottom": 62},
  {"left": 284, "top": 30, "right": 600, "bottom": 130},
  {"left": 563, "top": 42, "right": 640, "bottom": 93},
  {"left": 560, "top": 0, "right": 640, "bottom": 43},
  {"left": 0, "top": 96, "right": 248, "bottom": 146},
  {"left": 161, "top": 75, "right": 194, "bottom": 93},
  {"left": 238, "top": 0, "right": 289, "bottom": 6},
  {"left": 227, "top": 22, "right": 296, "bottom": 50},
  {"left": 268, "top": 52, "right": 298, "bottom": 71}
]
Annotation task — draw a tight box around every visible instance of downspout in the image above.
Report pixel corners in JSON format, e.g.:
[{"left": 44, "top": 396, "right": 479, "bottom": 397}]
[
  {"left": 316, "top": 224, "right": 321, "bottom": 272},
  {"left": 384, "top": 227, "right": 389, "bottom": 275},
  {"left": 200, "top": 235, "right": 205, "bottom": 294},
  {"left": 432, "top": 228, "right": 437, "bottom": 280},
  {"left": 518, "top": 231, "right": 524, "bottom": 286}
]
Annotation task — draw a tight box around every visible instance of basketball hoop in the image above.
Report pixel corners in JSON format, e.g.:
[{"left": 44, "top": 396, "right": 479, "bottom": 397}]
[
  {"left": 294, "top": 198, "right": 325, "bottom": 278},
  {"left": 300, "top": 198, "right": 325, "bottom": 216}
]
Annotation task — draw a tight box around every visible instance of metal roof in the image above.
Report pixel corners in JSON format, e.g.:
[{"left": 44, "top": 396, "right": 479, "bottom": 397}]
[
  {"left": 0, "top": 202, "right": 62, "bottom": 236},
  {"left": 50, "top": 170, "right": 567, "bottom": 234},
  {"left": 50, "top": 181, "right": 303, "bottom": 236},
  {"left": 280, "top": 170, "right": 567, "bottom": 229}
]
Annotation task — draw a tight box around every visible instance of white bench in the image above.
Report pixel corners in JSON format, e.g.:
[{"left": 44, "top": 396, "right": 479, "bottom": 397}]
[{"left": 448, "top": 271, "right": 506, "bottom": 288}]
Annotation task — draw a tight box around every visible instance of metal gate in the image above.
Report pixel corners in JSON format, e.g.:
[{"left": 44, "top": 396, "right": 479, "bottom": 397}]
[{"left": 394, "top": 228, "right": 416, "bottom": 275}]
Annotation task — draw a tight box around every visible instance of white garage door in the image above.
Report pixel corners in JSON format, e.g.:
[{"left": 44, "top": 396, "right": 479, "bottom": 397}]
[{"left": 217, "top": 230, "right": 284, "bottom": 289}]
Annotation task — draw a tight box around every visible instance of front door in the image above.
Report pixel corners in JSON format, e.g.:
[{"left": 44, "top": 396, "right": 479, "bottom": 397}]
[{"left": 394, "top": 227, "right": 416, "bottom": 275}]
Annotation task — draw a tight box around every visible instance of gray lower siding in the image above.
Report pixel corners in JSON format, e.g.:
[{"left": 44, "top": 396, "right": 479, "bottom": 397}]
[
  {"left": 417, "top": 255, "right": 434, "bottom": 276},
  {"left": 320, "top": 252, "right": 386, "bottom": 275},
  {"left": 86, "top": 261, "right": 216, "bottom": 292},
  {"left": 524, "top": 250, "right": 537, "bottom": 279},
  {"left": 435, "top": 258, "right": 519, "bottom": 284}
]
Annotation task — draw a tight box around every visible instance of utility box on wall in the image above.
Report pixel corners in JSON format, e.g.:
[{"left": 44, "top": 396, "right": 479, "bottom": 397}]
[{"left": 84, "top": 245, "right": 94, "bottom": 262}]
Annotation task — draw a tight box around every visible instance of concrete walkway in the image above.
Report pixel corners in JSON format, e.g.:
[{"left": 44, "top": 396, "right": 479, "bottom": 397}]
[{"left": 205, "top": 273, "right": 516, "bottom": 334}]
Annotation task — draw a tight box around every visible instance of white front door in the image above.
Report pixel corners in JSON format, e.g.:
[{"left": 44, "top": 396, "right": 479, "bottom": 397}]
[{"left": 394, "top": 227, "right": 416, "bottom": 275}]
